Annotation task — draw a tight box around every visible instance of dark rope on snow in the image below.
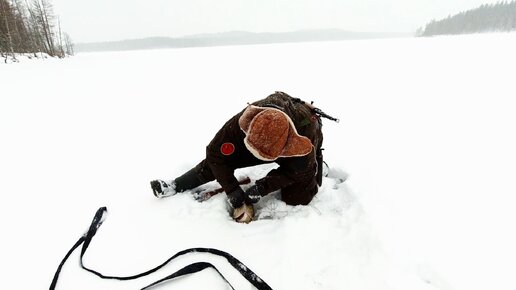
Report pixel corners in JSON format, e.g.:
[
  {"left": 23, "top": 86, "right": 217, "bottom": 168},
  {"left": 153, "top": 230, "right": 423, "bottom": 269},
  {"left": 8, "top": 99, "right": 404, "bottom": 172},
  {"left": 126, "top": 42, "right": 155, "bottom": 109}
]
[{"left": 50, "top": 207, "right": 273, "bottom": 290}]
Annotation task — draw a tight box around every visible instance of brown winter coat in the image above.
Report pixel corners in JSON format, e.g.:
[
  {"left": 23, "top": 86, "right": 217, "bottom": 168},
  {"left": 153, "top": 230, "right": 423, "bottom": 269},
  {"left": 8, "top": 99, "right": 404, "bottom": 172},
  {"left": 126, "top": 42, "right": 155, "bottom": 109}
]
[{"left": 198, "top": 91, "right": 324, "bottom": 205}]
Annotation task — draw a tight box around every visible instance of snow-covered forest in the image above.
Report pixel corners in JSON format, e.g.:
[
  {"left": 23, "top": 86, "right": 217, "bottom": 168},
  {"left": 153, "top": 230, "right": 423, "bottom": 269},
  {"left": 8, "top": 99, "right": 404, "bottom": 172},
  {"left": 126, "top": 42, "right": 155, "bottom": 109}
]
[
  {"left": 0, "top": 0, "right": 73, "bottom": 63},
  {"left": 419, "top": 1, "right": 516, "bottom": 36}
]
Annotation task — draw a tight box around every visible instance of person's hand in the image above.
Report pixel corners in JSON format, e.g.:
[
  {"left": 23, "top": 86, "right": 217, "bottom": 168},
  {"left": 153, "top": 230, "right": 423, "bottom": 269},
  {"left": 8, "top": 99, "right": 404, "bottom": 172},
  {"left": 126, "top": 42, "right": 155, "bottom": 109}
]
[
  {"left": 233, "top": 204, "right": 254, "bottom": 223},
  {"left": 227, "top": 187, "right": 245, "bottom": 208},
  {"left": 245, "top": 184, "right": 264, "bottom": 204}
]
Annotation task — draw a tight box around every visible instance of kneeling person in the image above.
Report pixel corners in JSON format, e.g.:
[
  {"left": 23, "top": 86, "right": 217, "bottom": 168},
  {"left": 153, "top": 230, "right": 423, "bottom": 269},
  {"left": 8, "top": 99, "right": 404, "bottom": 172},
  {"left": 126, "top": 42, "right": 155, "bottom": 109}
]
[{"left": 151, "top": 92, "right": 326, "bottom": 223}]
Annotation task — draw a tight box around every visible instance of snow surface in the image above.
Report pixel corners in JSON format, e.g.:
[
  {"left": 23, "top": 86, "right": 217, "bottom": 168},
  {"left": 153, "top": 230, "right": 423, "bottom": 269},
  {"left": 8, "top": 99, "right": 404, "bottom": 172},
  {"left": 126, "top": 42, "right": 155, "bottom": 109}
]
[{"left": 1, "top": 33, "right": 516, "bottom": 290}]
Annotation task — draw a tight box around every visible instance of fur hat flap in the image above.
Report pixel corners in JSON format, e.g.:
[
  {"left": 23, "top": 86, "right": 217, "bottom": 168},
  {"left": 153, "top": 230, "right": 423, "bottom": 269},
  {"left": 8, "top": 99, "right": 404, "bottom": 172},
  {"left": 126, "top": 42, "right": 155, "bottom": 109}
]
[
  {"left": 282, "top": 130, "right": 313, "bottom": 158},
  {"left": 239, "top": 105, "right": 264, "bottom": 133},
  {"left": 240, "top": 106, "right": 313, "bottom": 161}
]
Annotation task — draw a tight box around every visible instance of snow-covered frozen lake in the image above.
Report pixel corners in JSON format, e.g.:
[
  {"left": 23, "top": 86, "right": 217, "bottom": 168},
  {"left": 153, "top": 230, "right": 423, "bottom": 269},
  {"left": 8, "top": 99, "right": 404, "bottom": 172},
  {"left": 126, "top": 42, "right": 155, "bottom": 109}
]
[{"left": 1, "top": 33, "right": 516, "bottom": 290}]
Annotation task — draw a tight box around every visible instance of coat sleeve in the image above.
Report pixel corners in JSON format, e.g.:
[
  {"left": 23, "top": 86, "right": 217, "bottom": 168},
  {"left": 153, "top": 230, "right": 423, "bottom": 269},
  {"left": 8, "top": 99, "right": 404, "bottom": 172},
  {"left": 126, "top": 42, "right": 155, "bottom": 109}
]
[
  {"left": 205, "top": 146, "right": 240, "bottom": 193},
  {"left": 204, "top": 115, "right": 243, "bottom": 193}
]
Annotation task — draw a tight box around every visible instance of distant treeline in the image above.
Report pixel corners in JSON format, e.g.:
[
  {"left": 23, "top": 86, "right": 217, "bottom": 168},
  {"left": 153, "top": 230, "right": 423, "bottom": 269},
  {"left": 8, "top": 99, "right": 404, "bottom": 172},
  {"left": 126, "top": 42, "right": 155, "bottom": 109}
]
[
  {"left": 76, "top": 30, "right": 411, "bottom": 53},
  {"left": 0, "top": 0, "right": 73, "bottom": 62},
  {"left": 419, "top": 1, "right": 516, "bottom": 36}
]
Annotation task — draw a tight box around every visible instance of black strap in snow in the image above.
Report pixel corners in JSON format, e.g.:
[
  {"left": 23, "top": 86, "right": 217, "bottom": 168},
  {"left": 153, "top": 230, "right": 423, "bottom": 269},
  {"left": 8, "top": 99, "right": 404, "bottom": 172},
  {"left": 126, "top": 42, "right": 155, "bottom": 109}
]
[{"left": 50, "top": 207, "right": 273, "bottom": 290}]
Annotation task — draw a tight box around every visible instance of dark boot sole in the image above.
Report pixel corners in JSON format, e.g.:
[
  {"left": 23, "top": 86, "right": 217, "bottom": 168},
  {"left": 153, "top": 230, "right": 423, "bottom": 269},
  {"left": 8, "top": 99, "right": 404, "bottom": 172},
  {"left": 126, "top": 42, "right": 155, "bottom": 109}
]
[{"left": 150, "top": 180, "right": 163, "bottom": 198}]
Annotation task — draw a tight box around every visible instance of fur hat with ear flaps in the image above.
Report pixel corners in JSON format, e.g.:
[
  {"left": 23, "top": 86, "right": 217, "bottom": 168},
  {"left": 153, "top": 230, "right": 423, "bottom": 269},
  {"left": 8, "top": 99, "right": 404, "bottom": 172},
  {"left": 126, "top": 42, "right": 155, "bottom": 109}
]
[{"left": 239, "top": 105, "right": 313, "bottom": 161}]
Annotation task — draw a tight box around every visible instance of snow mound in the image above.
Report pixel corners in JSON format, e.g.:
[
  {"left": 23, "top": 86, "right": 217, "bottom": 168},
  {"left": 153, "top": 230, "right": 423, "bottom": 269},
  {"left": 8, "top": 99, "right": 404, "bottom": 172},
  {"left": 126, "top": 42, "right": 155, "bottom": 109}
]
[{"left": 98, "top": 165, "right": 430, "bottom": 290}]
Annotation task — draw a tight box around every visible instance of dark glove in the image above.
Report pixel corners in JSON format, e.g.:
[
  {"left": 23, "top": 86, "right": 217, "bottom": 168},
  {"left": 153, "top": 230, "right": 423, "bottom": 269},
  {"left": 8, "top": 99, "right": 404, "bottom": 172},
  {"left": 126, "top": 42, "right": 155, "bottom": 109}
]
[
  {"left": 227, "top": 186, "right": 246, "bottom": 208},
  {"left": 227, "top": 187, "right": 255, "bottom": 223},
  {"left": 245, "top": 184, "right": 265, "bottom": 204}
]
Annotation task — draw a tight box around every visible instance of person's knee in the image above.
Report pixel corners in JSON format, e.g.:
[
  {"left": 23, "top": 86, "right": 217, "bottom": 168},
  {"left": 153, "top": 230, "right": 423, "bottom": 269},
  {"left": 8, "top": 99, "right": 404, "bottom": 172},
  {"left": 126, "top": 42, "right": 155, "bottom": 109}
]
[
  {"left": 281, "top": 183, "right": 318, "bottom": 206},
  {"left": 174, "top": 167, "right": 203, "bottom": 192},
  {"left": 175, "top": 160, "right": 215, "bottom": 192}
]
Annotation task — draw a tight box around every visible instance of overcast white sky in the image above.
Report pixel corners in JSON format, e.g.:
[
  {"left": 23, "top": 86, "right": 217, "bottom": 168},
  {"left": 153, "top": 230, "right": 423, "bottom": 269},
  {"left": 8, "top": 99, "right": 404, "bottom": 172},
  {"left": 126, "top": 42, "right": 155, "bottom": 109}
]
[{"left": 52, "top": 0, "right": 503, "bottom": 43}]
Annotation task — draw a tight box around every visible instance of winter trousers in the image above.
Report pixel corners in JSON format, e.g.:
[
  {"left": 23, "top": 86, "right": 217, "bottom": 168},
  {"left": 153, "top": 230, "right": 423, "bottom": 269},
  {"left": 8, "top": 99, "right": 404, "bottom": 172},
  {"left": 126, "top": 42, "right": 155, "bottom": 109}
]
[{"left": 174, "top": 160, "right": 318, "bottom": 206}]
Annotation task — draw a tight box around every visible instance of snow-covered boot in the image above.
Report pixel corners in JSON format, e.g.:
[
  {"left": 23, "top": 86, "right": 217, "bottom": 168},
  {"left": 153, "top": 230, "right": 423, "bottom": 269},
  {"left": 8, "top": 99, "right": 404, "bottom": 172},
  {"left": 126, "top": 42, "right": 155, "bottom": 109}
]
[
  {"left": 151, "top": 167, "right": 204, "bottom": 198},
  {"left": 150, "top": 179, "right": 177, "bottom": 198}
]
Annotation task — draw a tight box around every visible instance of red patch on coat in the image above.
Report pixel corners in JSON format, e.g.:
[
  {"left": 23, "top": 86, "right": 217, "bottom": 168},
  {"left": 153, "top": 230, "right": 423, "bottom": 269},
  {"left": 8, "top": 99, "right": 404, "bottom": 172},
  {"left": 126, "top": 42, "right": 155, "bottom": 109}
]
[{"left": 221, "top": 142, "right": 235, "bottom": 156}]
